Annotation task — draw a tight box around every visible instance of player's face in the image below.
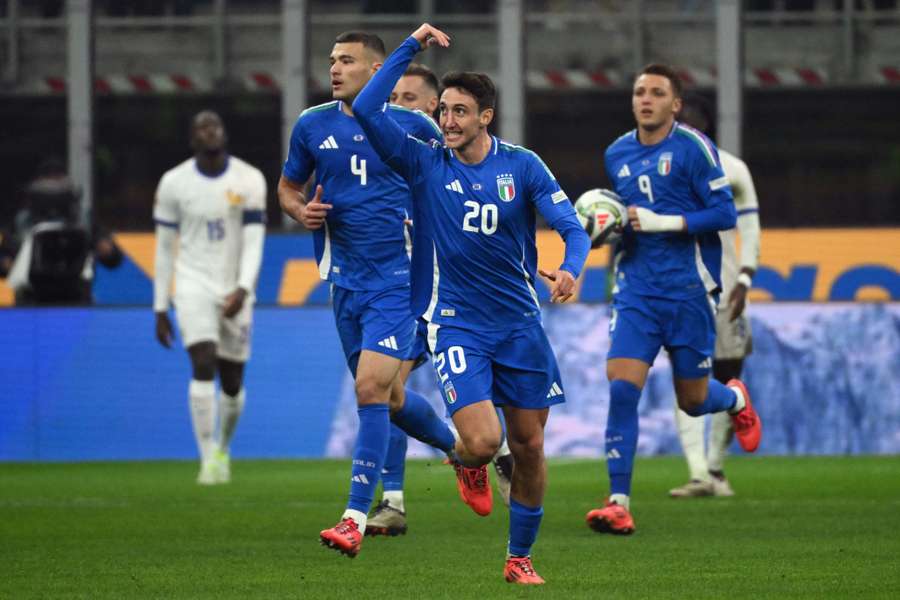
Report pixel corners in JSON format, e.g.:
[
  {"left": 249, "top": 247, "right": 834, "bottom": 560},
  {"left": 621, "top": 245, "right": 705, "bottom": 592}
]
[
  {"left": 438, "top": 87, "right": 493, "bottom": 150},
  {"left": 190, "top": 111, "right": 226, "bottom": 155},
  {"left": 632, "top": 74, "right": 682, "bottom": 133},
  {"left": 329, "top": 43, "right": 380, "bottom": 102},
  {"left": 390, "top": 75, "right": 438, "bottom": 115}
]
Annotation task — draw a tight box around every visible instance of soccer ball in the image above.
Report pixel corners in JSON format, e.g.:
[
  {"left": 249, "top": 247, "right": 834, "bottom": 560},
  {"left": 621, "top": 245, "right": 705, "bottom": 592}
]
[{"left": 574, "top": 188, "right": 626, "bottom": 248}]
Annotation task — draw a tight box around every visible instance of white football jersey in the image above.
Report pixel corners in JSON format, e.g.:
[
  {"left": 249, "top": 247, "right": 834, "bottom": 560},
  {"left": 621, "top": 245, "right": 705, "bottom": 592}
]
[
  {"left": 153, "top": 156, "right": 266, "bottom": 300},
  {"left": 717, "top": 149, "right": 760, "bottom": 303}
]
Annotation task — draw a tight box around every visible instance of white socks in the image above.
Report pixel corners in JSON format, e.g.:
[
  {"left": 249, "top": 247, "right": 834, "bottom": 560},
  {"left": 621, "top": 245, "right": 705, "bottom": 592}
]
[
  {"left": 707, "top": 412, "right": 733, "bottom": 473},
  {"left": 674, "top": 407, "right": 709, "bottom": 482},
  {"left": 610, "top": 493, "right": 630, "bottom": 510},
  {"left": 729, "top": 385, "right": 747, "bottom": 414},
  {"left": 383, "top": 490, "right": 405, "bottom": 512},
  {"left": 342, "top": 508, "right": 367, "bottom": 531},
  {"left": 189, "top": 379, "right": 217, "bottom": 462},
  {"left": 219, "top": 388, "right": 246, "bottom": 453},
  {"left": 494, "top": 436, "right": 511, "bottom": 460}
]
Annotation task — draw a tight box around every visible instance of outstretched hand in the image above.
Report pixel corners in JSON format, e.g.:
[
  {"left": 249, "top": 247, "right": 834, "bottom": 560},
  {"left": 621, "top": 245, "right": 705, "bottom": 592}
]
[
  {"left": 411, "top": 23, "right": 451, "bottom": 50},
  {"left": 539, "top": 269, "right": 576, "bottom": 304}
]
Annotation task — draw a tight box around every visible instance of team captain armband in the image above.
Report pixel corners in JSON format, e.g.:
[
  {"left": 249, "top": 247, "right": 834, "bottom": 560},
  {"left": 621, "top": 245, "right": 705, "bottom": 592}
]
[{"left": 709, "top": 176, "right": 730, "bottom": 191}]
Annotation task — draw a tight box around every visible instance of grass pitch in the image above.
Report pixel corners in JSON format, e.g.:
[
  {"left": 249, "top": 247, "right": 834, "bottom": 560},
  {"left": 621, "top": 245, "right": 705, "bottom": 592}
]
[{"left": 2, "top": 456, "right": 899, "bottom": 599}]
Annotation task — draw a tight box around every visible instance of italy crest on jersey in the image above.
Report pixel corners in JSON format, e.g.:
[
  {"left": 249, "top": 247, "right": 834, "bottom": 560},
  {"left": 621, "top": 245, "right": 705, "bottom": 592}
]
[
  {"left": 443, "top": 380, "right": 458, "bottom": 405},
  {"left": 497, "top": 174, "right": 516, "bottom": 202},
  {"left": 658, "top": 152, "right": 673, "bottom": 176}
]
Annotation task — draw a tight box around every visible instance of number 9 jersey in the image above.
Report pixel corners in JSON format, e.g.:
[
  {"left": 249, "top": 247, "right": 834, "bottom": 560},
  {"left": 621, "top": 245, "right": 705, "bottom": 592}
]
[
  {"left": 282, "top": 100, "right": 443, "bottom": 292},
  {"left": 604, "top": 123, "right": 733, "bottom": 300}
]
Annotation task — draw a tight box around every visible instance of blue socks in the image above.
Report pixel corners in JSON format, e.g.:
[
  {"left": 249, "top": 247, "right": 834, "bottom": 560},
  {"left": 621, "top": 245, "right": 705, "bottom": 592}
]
[
  {"left": 606, "top": 379, "right": 642, "bottom": 496},
  {"left": 508, "top": 499, "right": 544, "bottom": 557},
  {"left": 381, "top": 424, "right": 408, "bottom": 492},
  {"left": 347, "top": 403, "right": 390, "bottom": 514},
  {"left": 682, "top": 380, "right": 737, "bottom": 417},
  {"left": 391, "top": 388, "right": 455, "bottom": 453}
]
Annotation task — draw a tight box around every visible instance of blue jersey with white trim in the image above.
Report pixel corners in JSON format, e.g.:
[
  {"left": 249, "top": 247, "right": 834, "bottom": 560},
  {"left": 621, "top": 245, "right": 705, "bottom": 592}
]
[
  {"left": 353, "top": 37, "right": 589, "bottom": 331},
  {"left": 283, "top": 100, "right": 442, "bottom": 291},
  {"left": 605, "top": 123, "right": 735, "bottom": 299}
]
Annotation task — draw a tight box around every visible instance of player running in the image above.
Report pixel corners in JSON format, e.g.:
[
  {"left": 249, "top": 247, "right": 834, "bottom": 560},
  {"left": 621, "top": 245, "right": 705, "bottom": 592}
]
[
  {"left": 585, "top": 65, "right": 762, "bottom": 535},
  {"left": 278, "top": 32, "right": 479, "bottom": 559},
  {"left": 668, "top": 94, "right": 762, "bottom": 498},
  {"left": 353, "top": 24, "right": 590, "bottom": 584},
  {"left": 153, "top": 110, "right": 266, "bottom": 485},
  {"left": 368, "top": 62, "right": 514, "bottom": 538}
]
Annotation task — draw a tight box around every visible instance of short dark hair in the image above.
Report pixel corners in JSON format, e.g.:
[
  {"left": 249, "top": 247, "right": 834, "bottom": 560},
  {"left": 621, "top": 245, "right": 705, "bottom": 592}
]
[
  {"left": 334, "top": 31, "right": 386, "bottom": 59},
  {"left": 636, "top": 63, "right": 683, "bottom": 98},
  {"left": 440, "top": 71, "right": 496, "bottom": 112},
  {"left": 404, "top": 63, "right": 439, "bottom": 96},
  {"left": 679, "top": 92, "right": 715, "bottom": 136}
]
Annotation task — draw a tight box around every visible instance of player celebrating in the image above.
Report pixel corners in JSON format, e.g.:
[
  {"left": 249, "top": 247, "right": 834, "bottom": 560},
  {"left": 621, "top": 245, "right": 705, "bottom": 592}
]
[
  {"left": 585, "top": 65, "right": 762, "bottom": 534},
  {"left": 367, "top": 62, "right": 515, "bottom": 538},
  {"left": 353, "top": 24, "right": 590, "bottom": 584},
  {"left": 278, "top": 32, "right": 473, "bottom": 559},
  {"left": 153, "top": 110, "right": 266, "bottom": 485},
  {"left": 668, "top": 94, "right": 762, "bottom": 498}
]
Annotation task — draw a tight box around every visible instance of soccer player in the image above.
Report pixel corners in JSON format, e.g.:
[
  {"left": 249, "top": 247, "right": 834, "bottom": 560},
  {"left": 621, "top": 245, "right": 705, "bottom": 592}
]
[
  {"left": 368, "top": 62, "right": 516, "bottom": 538},
  {"left": 668, "top": 94, "right": 762, "bottom": 498},
  {"left": 584, "top": 65, "right": 762, "bottom": 535},
  {"left": 278, "top": 32, "right": 471, "bottom": 559},
  {"left": 153, "top": 110, "right": 266, "bottom": 485},
  {"left": 353, "top": 24, "right": 590, "bottom": 584}
]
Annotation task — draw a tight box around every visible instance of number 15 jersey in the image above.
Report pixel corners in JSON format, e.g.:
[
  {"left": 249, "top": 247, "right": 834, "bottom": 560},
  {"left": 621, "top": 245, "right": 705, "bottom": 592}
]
[{"left": 283, "top": 100, "right": 442, "bottom": 292}]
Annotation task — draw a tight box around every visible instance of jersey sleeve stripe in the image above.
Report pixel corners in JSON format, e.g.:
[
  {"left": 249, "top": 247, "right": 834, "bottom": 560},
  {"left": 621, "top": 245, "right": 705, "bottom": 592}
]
[
  {"left": 154, "top": 218, "right": 178, "bottom": 229},
  {"left": 676, "top": 125, "right": 717, "bottom": 167},
  {"left": 242, "top": 209, "right": 266, "bottom": 224},
  {"left": 737, "top": 208, "right": 759, "bottom": 215}
]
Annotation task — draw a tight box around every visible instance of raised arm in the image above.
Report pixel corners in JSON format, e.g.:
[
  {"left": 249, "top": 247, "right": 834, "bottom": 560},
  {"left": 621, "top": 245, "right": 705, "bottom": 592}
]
[{"left": 353, "top": 26, "right": 450, "bottom": 181}]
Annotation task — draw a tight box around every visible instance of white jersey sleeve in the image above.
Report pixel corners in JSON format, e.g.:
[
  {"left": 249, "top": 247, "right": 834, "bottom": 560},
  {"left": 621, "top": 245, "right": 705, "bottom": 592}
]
[
  {"left": 237, "top": 166, "right": 267, "bottom": 293},
  {"left": 717, "top": 149, "right": 762, "bottom": 300},
  {"left": 153, "top": 171, "right": 180, "bottom": 311},
  {"left": 724, "top": 153, "right": 761, "bottom": 272}
]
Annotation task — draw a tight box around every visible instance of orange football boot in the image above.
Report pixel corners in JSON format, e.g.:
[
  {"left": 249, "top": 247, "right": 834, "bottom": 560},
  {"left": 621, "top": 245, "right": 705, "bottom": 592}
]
[
  {"left": 319, "top": 518, "right": 363, "bottom": 558},
  {"left": 586, "top": 500, "right": 635, "bottom": 535},
  {"left": 452, "top": 461, "right": 493, "bottom": 516},
  {"left": 504, "top": 556, "right": 545, "bottom": 585},
  {"left": 727, "top": 379, "right": 762, "bottom": 452}
]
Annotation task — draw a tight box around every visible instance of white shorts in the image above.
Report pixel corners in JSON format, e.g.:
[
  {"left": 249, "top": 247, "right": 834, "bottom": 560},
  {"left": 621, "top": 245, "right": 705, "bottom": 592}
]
[
  {"left": 174, "top": 292, "right": 253, "bottom": 362},
  {"left": 714, "top": 309, "right": 752, "bottom": 361}
]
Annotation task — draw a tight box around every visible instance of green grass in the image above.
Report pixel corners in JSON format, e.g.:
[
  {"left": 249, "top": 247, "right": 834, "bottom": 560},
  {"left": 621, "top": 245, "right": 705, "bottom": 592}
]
[{"left": 2, "top": 457, "right": 899, "bottom": 599}]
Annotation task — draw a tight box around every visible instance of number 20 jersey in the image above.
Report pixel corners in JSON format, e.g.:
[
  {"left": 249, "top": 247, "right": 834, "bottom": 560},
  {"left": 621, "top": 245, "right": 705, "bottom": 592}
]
[{"left": 283, "top": 100, "right": 442, "bottom": 292}]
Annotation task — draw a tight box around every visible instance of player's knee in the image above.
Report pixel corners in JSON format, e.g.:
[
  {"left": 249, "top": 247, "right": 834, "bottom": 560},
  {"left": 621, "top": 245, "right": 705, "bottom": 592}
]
[
  {"left": 220, "top": 378, "right": 241, "bottom": 398},
  {"left": 462, "top": 433, "right": 500, "bottom": 465},
  {"left": 355, "top": 375, "right": 391, "bottom": 405},
  {"left": 677, "top": 393, "right": 706, "bottom": 415},
  {"left": 508, "top": 433, "right": 544, "bottom": 464},
  {"left": 191, "top": 359, "right": 216, "bottom": 381}
]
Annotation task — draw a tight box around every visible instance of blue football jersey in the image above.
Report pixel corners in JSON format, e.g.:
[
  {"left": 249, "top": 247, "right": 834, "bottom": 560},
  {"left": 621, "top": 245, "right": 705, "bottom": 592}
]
[
  {"left": 283, "top": 100, "right": 442, "bottom": 291},
  {"left": 353, "top": 37, "right": 590, "bottom": 331},
  {"left": 605, "top": 123, "right": 735, "bottom": 299}
]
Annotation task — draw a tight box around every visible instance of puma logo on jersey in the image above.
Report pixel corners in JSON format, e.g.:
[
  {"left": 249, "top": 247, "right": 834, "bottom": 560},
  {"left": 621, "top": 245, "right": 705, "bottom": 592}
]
[
  {"left": 546, "top": 382, "right": 563, "bottom": 398},
  {"left": 445, "top": 179, "right": 464, "bottom": 194},
  {"left": 617, "top": 164, "right": 631, "bottom": 178},
  {"left": 318, "top": 135, "right": 339, "bottom": 149},
  {"left": 377, "top": 336, "right": 399, "bottom": 350}
]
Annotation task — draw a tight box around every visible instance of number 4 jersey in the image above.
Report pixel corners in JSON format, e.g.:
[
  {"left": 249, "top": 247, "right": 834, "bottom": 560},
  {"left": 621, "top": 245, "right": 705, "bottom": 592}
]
[
  {"left": 282, "top": 100, "right": 443, "bottom": 292},
  {"left": 153, "top": 155, "right": 267, "bottom": 300}
]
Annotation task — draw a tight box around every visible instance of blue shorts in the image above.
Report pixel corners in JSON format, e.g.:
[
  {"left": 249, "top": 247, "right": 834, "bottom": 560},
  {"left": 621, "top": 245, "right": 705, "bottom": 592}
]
[
  {"left": 332, "top": 285, "right": 419, "bottom": 376},
  {"left": 426, "top": 322, "right": 565, "bottom": 416},
  {"left": 608, "top": 290, "right": 717, "bottom": 379}
]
